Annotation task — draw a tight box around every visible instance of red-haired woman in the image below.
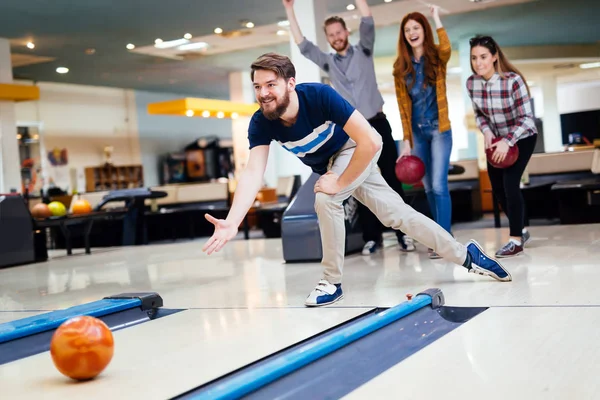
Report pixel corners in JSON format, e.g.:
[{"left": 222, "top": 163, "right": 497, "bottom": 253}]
[
  {"left": 393, "top": 6, "right": 453, "bottom": 259},
  {"left": 466, "top": 35, "right": 537, "bottom": 257}
]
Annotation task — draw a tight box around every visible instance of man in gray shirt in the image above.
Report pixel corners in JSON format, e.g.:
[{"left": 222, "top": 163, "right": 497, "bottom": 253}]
[{"left": 283, "top": 0, "right": 414, "bottom": 255}]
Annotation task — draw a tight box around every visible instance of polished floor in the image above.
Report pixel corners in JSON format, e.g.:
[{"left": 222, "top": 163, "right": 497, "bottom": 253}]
[{"left": 1, "top": 222, "right": 599, "bottom": 398}]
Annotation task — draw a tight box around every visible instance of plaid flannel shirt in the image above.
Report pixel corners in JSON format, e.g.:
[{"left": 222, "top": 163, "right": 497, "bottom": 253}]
[{"left": 466, "top": 72, "right": 537, "bottom": 147}]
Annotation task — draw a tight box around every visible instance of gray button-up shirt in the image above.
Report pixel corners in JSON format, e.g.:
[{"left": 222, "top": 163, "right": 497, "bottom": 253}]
[{"left": 298, "top": 16, "right": 384, "bottom": 120}]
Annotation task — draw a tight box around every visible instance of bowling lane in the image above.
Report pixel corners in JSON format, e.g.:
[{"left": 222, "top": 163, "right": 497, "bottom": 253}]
[
  {"left": 0, "top": 307, "right": 371, "bottom": 399},
  {"left": 342, "top": 307, "right": 600, "bottom": 400}
]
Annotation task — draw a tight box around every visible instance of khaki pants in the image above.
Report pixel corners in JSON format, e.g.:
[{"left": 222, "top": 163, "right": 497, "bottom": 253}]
[{"left": 314, "top": 139, "right": 468, "bottom": 284}]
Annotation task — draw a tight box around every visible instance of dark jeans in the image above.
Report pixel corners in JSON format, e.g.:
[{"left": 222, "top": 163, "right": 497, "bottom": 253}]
[
  {"left": 487, "top": 134, "right": 537, "bottom": 237},
  {"left": 357, "top": 112, "right": 406, "bottom": 244}
]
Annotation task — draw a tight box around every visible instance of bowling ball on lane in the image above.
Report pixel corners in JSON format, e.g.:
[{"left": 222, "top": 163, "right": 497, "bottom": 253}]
[{"left": 50, "top": 316, "right": 114, "bottom": 380}]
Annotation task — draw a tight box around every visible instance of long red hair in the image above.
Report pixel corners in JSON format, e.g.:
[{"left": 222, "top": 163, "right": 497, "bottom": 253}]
[{"left": 393, "top": 12, "right": 439, "bottom": 90}]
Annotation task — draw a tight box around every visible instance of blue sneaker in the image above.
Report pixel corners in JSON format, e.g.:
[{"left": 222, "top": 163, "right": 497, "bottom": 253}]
[
  {"left": 305, "top": 280, "right": 344, "bottom": 307},
  {"left": 466, "top": 240, "right": 512, "bottom": 282}
]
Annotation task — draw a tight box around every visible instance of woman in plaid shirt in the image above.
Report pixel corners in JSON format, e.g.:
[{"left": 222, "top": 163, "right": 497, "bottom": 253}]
[{"left": 466, "top": 35, "right": 538, "bottom": 258}]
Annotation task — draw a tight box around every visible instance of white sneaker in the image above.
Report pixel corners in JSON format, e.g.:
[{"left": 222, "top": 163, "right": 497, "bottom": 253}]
[
  {"left": 399, "top": 236, "right": 415, "bottom": 252},
  {"left": 362, "top": 241, "right": 378, "bottom": 255},
  {"left": 305, "top": 279, "right": 344, "bottom": 307}
]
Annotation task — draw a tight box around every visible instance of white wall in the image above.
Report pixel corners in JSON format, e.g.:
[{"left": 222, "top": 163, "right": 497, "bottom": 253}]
[
  {"left": 15, "top": 81, "right": 140, "bottom": 192},
  {"left": 557, "top": 81, "right": 600, "bottom": 114}
]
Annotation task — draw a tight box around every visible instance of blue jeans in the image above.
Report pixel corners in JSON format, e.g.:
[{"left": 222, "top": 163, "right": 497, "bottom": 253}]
[{"left": 411, "top": 121, "right": 453, "bottom": 234}]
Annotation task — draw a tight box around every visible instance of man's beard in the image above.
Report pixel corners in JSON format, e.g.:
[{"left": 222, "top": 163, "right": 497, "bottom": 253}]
[
  {"left": 260, "top": 91, "right": 290, "bottom": 121},
  {"left": 331, "top": 38, "right": 349, "bottom": 52}
]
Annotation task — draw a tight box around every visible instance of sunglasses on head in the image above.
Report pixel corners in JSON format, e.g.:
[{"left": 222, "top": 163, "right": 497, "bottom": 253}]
[{"left": 469, "top": 36, "right": 494, "bottom": 47}]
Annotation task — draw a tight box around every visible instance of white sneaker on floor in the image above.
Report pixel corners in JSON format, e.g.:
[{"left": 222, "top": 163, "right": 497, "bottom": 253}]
[
  {"left": 362, "top": 241, "right": 378, "bottom": 255},
  {"left": 305, "top": 279, "right": 344, "bottom": 307},
  {"left": 399, "top": 236, "right": 415, "bottom": 252}
]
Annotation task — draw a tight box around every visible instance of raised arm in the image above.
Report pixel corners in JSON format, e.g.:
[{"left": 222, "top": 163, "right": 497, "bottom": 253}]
[
  {"left": 282, "top": 0, "right": 304, "bottom": 45},
  {"left": 202, "top": 145, "right": 270, "bottom": 254},
  {"left": 356, "top": 0, "right": 376, "bottom": 53},
  {"left": 283, "top": 0, "right": 330, "bottom": 70},
  {"left": 430, "top": 5, "right": 451, "bottom": 64},
  {"left": 355, "top": 0, "right": 372, "bottom": 17}
]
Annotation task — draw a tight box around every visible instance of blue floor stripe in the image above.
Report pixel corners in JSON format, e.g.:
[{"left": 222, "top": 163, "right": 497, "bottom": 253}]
[
  {"left": 0, "top": 298, "right": 141, "bottom": 344},
  {"left": 187, "top": 294, "right": 432, "bottom": 400}
]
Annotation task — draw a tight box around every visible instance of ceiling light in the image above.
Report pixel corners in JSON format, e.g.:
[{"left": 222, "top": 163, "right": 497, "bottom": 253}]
[
  {"left": 126, "top": 43, "right": 135, "bottom": 50},
  {"left": 184, "top": 33, "right": 192, "bottom": 39},
  {"left": 26, "top": 42, "right": 35, "bottom": 49},
  {"left": 580, "top": 62, "right": 600, "bottom": 69},
  {"left": 178, "top": 42, "right": 209, "bottom": 51},
  {"left": 277, "top": 20, "right": 290, "bottom": 27},
  {"left": 85, "top": 48, "right": 96, "bottom": 55},
  {"left": 277, "top": 30, "right": 287, "bottom": 36},
  {"left": 214, "top": 27, "right": 223, "bottom": 34},
  {"left": 246, "top": 22, "right": 255, "bottom": 28},
  {"left": 186, "top": 110, "right": 194, "bottom": 117},
  {"left": 202, "top": 110, "right": 210, "bottom": 118},
  {"left": 346, "top": 4, "right": 355, "bottom": 10},
  {"left": 384, "top": 0, "right": 392, "bottom": 2},
  {"left": 56, "top": 67, "right": 69, "bottom": 74},
  {"left": 217, "top": 111, "right": 225, "bottom": 118},
  {"left": 155, "top": 38, "right": 189, "bottom": 49},
  {"left": 231, "top": 112, "right": 239, "bottom": 119},
  {"left": 155, "top": 38, "right": 163, "bottom": 44}
]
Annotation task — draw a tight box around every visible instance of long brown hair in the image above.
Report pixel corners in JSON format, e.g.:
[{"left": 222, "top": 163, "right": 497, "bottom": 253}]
[
  {"left": 392, "top": 12, "right": 438, "bottom": 90},
  {"left": 469, "top": 35, "right": 530, "bottom": 96}
]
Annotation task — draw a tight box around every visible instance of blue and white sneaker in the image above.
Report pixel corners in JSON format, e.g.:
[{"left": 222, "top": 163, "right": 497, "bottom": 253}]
[
  {"left": 362, "top": 241, "right": 378, "bottom": 255},
  {"left": 466, "top": 240, "right": 512, "bottom": 282},
  {"left": 305, "top": 280, "right": 344, "bottom": 307}
]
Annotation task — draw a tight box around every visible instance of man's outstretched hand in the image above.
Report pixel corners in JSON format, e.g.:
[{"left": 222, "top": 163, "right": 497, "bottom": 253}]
[{"left": 201, "top": 214, "right": 238, "bottom": 255}]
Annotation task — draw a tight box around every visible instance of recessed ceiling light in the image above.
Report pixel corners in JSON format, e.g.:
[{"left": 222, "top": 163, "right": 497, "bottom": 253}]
[
  {"left": 217, "top": 111, "right": 225, "bottom": 119},
  {"left": 202, "top": 110, "right": 210, "bottom": 118},
  {"left": 26, "top": 42, "right": 35, "bottom": 49},
  {"left": 384, "top": 0, "right": 392, "bottom": 2},
  {"left": 85, "top": 48, "right": 96, "bottom": 55},
  {"left": 580, "top": 62, "right": 600, "bottom": 69},
  {"left": 346, "top": 4, "right": 355, "bottom": 10},
  {"left": 277, "top": 20, "right": 290, "bottom": 27},
  {"left": 184, "top": 33, "right": 192, "bottom": 39},
  {"left": 186, "top": 110, "right": 194, "bottom": 117},
  {"left": 155, "top": 38, "right": 163, "bottom": 44},
  {"left": 231, "top": 112, "right": 239, "bottom": 119},
  {"left": 276, "top": 30, "right": 287, "bottom": 36},
  {"left": 246, "top": 22, "right": 255, "bottom": 28},
  {"left": 56, "top": 67, "right": 69, "bottom": 74},
  {"left": 126, "top": 43, "right": 135, "bottom": 50},
  {"left": 214, "top": 27, "right": 223, "bottom": 34}
]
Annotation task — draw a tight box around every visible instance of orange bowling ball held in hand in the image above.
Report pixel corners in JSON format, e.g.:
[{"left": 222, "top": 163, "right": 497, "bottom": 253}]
[{"left": 50, "top": 316, "right": 114, "bottom": 380}]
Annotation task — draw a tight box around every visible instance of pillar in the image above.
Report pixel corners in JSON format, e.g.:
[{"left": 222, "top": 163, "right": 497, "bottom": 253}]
[
  {"left": 0, "top": 38, "right": 21, "bottom": 193},
  {"left": 539, "top": 74, "right": 563, "bottom": 153}
]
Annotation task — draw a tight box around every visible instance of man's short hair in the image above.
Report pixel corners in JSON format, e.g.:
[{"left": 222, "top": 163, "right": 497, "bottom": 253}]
[
  {"left": 250, "top": 52, "right": 296, "bottom": 81},
  {"left": 323, "top": 16, "right": 347, "bottom": 32}
]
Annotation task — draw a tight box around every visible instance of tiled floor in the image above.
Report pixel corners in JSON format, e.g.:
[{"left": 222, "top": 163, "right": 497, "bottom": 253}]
[{"left": 1, "top": 223, "right": 599, "bottom": 398}]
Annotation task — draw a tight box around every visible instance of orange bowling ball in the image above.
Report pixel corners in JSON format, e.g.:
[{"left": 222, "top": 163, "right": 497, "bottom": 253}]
[
  {"left": 50, "top": 316, "right": 114, "bottom": 380},
  {"left": 71, "top": 198, "right": 92, "bottom": 215}
]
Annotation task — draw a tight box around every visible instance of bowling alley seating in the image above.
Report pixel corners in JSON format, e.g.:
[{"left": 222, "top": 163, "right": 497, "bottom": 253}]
[
  {"left": 0, "top": 194, "right": 37, "bottom": 268},
  {"left": 489, "top": 148, "right": 599, "bottom": 227},
  {"left": 549, "top": 148, "right": 600, "bottom": 224}
]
